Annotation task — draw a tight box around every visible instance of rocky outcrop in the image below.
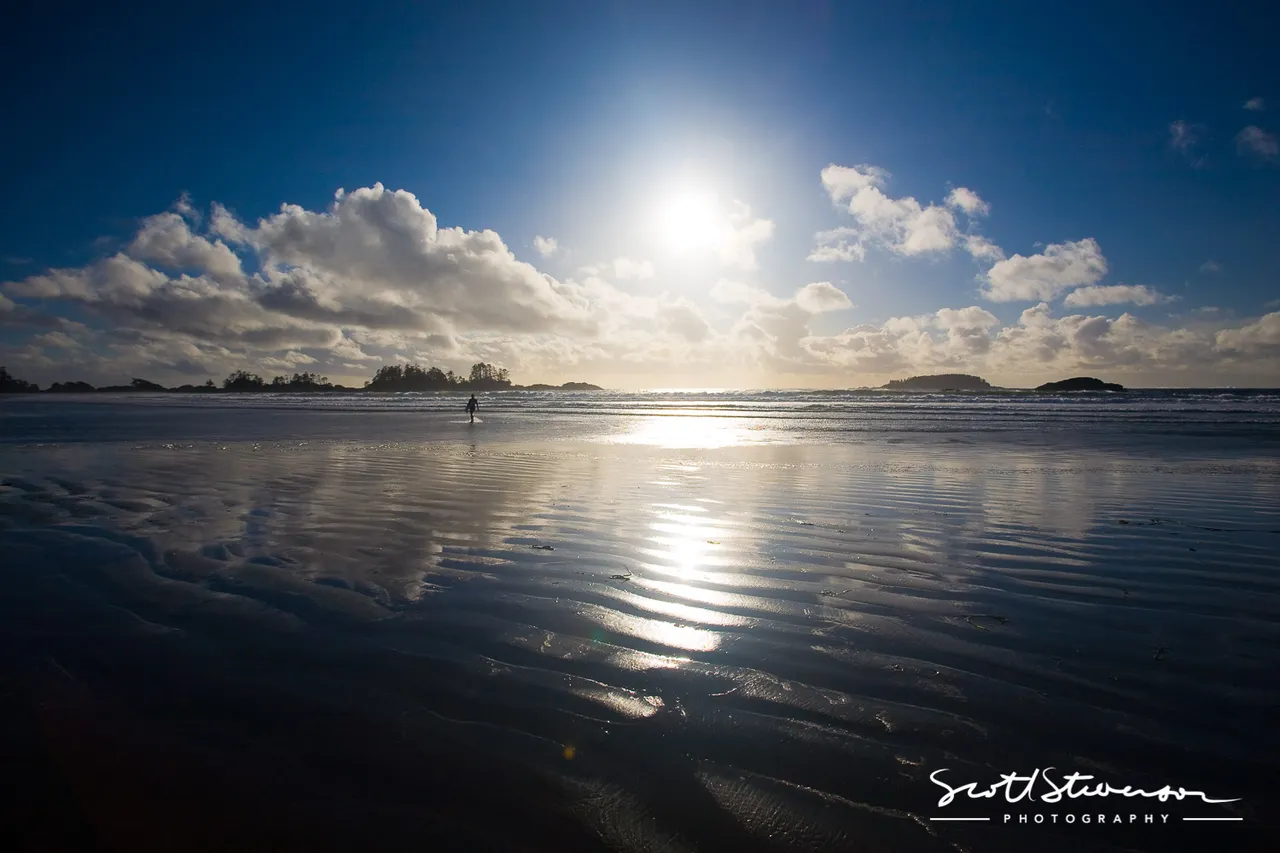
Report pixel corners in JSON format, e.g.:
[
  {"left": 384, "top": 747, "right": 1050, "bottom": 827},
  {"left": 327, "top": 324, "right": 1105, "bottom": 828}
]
[{"left": 1035, "top": 377, "right": 1126, "bottom": 392}]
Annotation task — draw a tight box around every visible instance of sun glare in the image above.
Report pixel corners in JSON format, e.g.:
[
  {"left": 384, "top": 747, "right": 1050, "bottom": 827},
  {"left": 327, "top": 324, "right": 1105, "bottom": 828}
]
[{"left": 653, "top": 188, "right": 723, "bottom": 255}]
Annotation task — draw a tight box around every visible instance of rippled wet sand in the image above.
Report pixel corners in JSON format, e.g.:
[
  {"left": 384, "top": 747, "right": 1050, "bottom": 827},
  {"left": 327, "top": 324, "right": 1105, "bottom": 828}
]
[{"left": 2, "top": 439, "right": 1278, "bottom": 852}]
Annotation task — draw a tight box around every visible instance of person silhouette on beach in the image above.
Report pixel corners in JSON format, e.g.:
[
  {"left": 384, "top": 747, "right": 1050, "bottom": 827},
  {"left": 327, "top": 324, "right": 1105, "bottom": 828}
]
[{"left": 466, "top": 394, "right": 478, "bottom": 423}]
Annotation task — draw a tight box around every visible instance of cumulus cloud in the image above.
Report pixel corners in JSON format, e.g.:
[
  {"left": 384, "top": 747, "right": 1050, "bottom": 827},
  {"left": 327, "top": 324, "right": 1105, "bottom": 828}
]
[
  {"left": 1200, "top": 260, "right": 1221, "bottom": 274},
  {"left": 3, "top": 182, "right": 1278, "bottom": 389},
  {"left": 656, "top": 298, "right": 713, "bottom": 342},
  {"left": 1244, "top": 97, "right": 1266, "bottom": 112},
  {"left": 818, "top": 164, "right": 959, "bottom": 257},
  {"left": 814, "top": 165, "right": 1000, "bottom": 264},
  {"left": 794, "top": 282, "right": 854, "bottom": 313},
  {"left": 128, "top": 211, "right": 243, "bottom": 282},
  {"left": 710, "top": 279, "right": 779, "bottom": 307},
  {"left": 946, "top": 187, "right": 990, "bottom": 216},
  {"left": 0, "top": 184, "right": 616, "bottom": 384},
  {"left": 964, "top": 234, "right": 1005, "bottom": 262},
  {"left": 31, "top": 330, "right": 81, "bottom": 349},
  {"left": 533, "top": 235, "right": 558, "bottom": 257},
  {"left": 728, "top": 285, "right": 855, "bottom": 371},
  {"left": 1169, "top": 120, "right": 1202, "bottom": 154},
  {"left": 1063, "top": 284, "right": 1169, "bottom": 307},
  {"left": 807, "top": 227, "right": 865, "bottom": 263},
  {"left": 797, "top": 304, "right": 1280, "bottom": 386},
  {"left": 1215, "top": 312, "right": 1280, "bottom": 353},
  {"left": 216, "top": 185, "right": 599, "bottom": 335},
  {"left": 716, "top": 202, "right": 775, "bottom": 270},
  {"left": 1236, "top": 126, "right": 1278, "bottom": 159},
  {"left": 982, "top": 238, "right": 1108, "bottom": 302},
  {"left": 612, "top": 257, "right": 655, "bottom": 280}
]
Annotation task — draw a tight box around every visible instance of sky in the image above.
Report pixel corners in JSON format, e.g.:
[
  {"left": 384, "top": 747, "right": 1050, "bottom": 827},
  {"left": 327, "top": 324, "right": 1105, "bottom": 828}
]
[{"left": 1, "top": 0, "right": 1277, "bottom": 389}]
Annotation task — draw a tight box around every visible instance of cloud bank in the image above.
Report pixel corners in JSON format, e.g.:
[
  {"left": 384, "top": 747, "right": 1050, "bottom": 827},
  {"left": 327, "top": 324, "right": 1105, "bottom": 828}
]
[{"left": 2, "top": 182, "right": 1277, "bottom": 388}]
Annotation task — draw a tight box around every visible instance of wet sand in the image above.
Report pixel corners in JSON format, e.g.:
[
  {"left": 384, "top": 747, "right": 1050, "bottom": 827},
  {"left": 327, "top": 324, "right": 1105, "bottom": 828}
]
[{"left": 2, "top": 420, "right": 1279, "bottom": 851}]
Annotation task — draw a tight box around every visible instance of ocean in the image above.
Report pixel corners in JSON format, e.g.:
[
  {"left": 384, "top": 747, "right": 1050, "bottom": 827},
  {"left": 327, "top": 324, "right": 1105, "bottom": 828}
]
[{"left": 1, "top": 391, "right": 1277, "bottom": 852}]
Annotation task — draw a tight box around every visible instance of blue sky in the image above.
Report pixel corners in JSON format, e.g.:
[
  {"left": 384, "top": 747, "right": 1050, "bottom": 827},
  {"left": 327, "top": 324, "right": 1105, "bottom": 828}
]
[{"left": 1, "top": 0, "right": 1277, "bottom": 388}]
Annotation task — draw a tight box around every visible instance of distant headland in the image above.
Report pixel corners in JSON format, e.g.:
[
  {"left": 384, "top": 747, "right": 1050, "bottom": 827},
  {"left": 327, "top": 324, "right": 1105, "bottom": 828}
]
[
  {"left": 1034, "top": 376, "right": 1126, "bottom": 392},
  {"left": 0, "top": 363, "right": 602, "bottom": 394},
  {"left": 882, "top": 374, "right": 993, "bottom": 392}
]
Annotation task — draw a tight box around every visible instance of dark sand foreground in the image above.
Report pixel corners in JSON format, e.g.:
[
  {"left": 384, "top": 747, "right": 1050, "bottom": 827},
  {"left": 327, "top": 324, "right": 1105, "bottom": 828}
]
[{"left": 2, "top": 428, "right": 1278, "bottom": 852}]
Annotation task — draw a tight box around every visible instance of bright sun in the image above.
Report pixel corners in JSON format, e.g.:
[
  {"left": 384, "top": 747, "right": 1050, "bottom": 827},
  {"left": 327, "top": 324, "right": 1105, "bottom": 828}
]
[{"left": 653, "top": 188, "right": 723, "bottom": 255}]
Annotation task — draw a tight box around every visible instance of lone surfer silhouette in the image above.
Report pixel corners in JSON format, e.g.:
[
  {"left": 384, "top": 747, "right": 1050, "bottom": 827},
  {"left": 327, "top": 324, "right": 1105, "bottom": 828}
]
[{"left": 466, "top": 394, "right": 478, "bottom": 423}]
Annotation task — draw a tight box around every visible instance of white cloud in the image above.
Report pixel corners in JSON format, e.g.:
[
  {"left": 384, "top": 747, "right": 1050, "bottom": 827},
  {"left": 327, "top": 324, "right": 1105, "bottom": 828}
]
[
  {"left": 1244, "top": 97, "right": 1266, "bottom": 112},
  {"left": 533, "top": 235, "right": 558, "bottom": 257},
  {"left": 1200, "top": 260, "right": 1221, "bottom": 274},
  {"left": 32, "top": 331, "right": 80, "bottom": 349},
  {"left": 612, "top": 257, "right": 655, "bottom": 280},
  {"left": 5, "top": 183, "right": 1278, "bottom": 389},
  {"left": 656, "top": 298, "right": 712, "bottom": 342},
  {"left": 1168, "top": 121, "right": 1208, "bottom": 166},
  {"left": 934, "top": 306, "right": 999, "bottom": 331},
  {"left": 128, "top": 212, "right": 243, "bottom": 282},
  {"left": 1215, "top": 312, "right": 1280, "bottom": 353},
  {"left": 716, "top": 202, "right": 774, "bottom": 270},
  {"left": 214, "top": 183, "right": 597, "bottom": 335},
  {"left": 710, "top": 279, "right": 779, "bottom": 307},
  {"left": 1063, "top": 284, "right": 1169, "bottom": 307},
  {"left": 807, "top": 227, "right": 866, "bottom": 263},
  {"left": 1236, "top": 126, "right": 1278, "bottom": 159},
  {"left": 794, "top": 282, "right": 853, "bottom": 313},
  {"left": 963, "top": 234, "right": 1005, "bottom": 262},
  {"left": 1, "top": 184, "right": 615, "bottom": 384},
  {"left": 173, "top": 192, "right": 199, "bottom": 221},
  {"left": 818, "top": 164, "right": 959, "bottom": 257},
  {"left": 1169, "top": 120, "right": 1201, "bottom": 153},
  {"left": 815, "top": 165, "right": 1001, "bottom": 264},
  {"left": 805, "top": 304, "right": 1280, "bottom": 386},
  {"left": 946, "top": 187, "right": 990, "bottom": 216},
  {"left": 982, "top": 238, "right": 1108, "bottom": 302}
]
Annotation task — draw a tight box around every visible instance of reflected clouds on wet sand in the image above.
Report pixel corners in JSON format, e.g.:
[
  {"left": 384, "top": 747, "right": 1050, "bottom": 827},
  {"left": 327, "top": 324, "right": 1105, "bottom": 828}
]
[{"left": 2, "top": 427, "right": 1279, "bottom": 851}]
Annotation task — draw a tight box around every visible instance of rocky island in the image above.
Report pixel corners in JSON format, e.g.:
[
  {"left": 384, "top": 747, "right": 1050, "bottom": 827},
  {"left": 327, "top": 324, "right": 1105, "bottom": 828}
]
[
  {"left": 519, "top": 382, "right": 603, "bottom": 391},
  {"left": 882, "top": 373, "right": 993, "bottom": 392},
  {"left": 1035, "top": 377, "right": 1126, "bottom": 392}
]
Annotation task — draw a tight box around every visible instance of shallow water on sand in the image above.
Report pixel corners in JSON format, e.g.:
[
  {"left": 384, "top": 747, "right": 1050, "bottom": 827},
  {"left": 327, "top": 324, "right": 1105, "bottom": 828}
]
[{"left": 2, "top": 399, "right": 1279, "bottom": 851}]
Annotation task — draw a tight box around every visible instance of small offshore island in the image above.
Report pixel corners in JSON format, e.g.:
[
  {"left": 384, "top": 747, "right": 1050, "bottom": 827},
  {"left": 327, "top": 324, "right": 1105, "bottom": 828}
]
[
  {"left": 881, "top": 373, "right": 993, "bottom": 392},
  {"left": 1034, "top": 376, "right": 1127, "bottom": 392},
  {"left": 878, "top": 373, "right": 1127, "bottom": 392}
]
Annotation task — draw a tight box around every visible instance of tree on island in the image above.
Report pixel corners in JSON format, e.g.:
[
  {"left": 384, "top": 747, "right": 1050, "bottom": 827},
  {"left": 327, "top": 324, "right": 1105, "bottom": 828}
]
[
  {"left": 47, "top": 380, "right": 96, "bottom": 393},
  {"left": 366, "top": 362, "right": 514, "bottom": 392},
  {"left": 269, "top": 371, "right": 333, "bottom": 391},
  {"left": 223, "top": 371, "right": 267, "bottom": 391},
  {"left": 0, "top": 366, "right": 39, "bottom": 393}
]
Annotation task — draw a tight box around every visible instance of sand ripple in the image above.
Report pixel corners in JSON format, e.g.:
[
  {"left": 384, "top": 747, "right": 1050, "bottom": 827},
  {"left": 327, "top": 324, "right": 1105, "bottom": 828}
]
[{"left": 2, "top": 440, "right": 1278, "bottom": 850}]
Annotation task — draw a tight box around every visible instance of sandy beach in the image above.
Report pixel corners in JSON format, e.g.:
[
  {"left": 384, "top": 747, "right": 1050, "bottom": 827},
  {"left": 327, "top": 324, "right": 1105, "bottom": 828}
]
[{"left": 1, "top": 393, "right": 1278, "bottom": 851}]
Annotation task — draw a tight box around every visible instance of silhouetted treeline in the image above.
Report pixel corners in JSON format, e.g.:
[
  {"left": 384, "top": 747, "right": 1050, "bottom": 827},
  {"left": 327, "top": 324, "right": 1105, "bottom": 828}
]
[
  {"left": 0, "top": 362, "right": 601, "bottom": 394},
  {"left": 0, "top": 366, "right": 39, "bottom": 393},
  {"left": 366, "top": 362, "right": 512, "bottom": 391},
  {"left": 223, "top": 371, "right": 338, "bottom": 391}
]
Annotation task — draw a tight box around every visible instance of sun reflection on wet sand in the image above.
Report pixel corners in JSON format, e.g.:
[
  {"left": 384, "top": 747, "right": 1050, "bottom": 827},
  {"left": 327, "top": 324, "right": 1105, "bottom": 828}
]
[
  {"left": 578, "top": 602, "right": 722, "bottom": 652},
  {"left": 606, "top": 415, "right": 775, "bottom": 448}
]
